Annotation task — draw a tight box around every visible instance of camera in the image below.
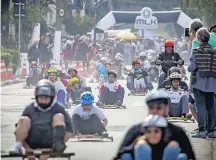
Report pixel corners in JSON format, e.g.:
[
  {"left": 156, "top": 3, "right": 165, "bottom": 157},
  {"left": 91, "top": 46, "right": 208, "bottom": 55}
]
[{"left": 184, "top": 28, "right": 190, "bottom": 37}]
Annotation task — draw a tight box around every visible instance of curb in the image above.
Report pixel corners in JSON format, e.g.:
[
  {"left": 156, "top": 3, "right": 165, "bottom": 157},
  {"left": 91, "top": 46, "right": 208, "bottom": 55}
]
[{"left": 1, "top": 78, "right": 25, "bottom": 87}]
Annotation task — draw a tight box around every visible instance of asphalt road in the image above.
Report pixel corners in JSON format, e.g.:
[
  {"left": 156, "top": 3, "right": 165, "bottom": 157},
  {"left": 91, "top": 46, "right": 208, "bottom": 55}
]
[{"left": 1, "top": 80, "right": 216, "bottom": 160}]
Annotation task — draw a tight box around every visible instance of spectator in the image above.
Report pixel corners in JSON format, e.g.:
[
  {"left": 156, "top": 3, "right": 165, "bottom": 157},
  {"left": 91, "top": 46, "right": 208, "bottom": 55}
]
[
  {"left": 189, "top": 19, "right": 216, "bottom": 49},
  {"left": 75, "top": 37, "right": 89, "bottom": 71},
  {"left": 124, "top": 41, "right": 132, "bottom": 65},
  {"left": 28, "top": 41, "right": 40, "bottom": 63},
  {"left": 188, "top": 28, "right": 216, "bottom": 138},
  {"left": 210, "top": 24, "right": 216, "bottom": 35},
  {"left": 62, "top": 43, "right": 74, "bottom": 70},
  {"left": 39, "top": 36, "right": 53, "bottom": 65},
  {"left": 72, "top": 35, "right": 80, "bottom": 54}
]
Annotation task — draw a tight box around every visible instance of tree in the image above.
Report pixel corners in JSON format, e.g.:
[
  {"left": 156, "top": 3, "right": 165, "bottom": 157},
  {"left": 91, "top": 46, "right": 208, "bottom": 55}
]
[
  {"left": 10, "top": 4, "right": 42, "bottom": 52},
  {"left": 63, "top": 15, "right": 94, "bottom": 35},
  {"left": 181, "top": 0, "right": 216, "bottom": 26}
]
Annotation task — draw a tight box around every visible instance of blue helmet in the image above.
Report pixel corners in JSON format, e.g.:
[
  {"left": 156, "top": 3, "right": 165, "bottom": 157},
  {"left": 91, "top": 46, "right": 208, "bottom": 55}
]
[
  {"left": 145, "top": 90, "right": 168, "bottom": 105},
  {"left": 80, "top": 91, "right": 94, "bottom": 105}
]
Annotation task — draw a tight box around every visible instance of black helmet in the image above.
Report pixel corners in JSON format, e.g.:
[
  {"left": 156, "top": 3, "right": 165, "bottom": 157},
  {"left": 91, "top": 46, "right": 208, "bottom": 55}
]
[
  {"left": 145, "top": 90, "right": 169, "bottom": 105},
  {"left": 108, "top": 70, "right": 117, "bottom": 78},
  {"left": 35, "top": 79, "right": 56, "bottom": 98},
  {"left": 68, "top": 68, "right": 77, "bottom": 75},
  {"left": 169, "top": 67, "right": 180, "bottom": 75}
]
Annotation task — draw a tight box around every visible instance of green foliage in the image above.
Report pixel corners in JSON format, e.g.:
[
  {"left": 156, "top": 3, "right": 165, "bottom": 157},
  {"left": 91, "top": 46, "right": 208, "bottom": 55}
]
[
  {"left": 1, "top": 49, "right": 19, "bottom": 73},
  {"left": 2, "top": 49, "right": 19, "bottom": 65},
  {"left": 9, "top": 4, "right": 42, "bottom": 52},
  {"left": 64, "top": 15, "right": 94, "bottom": 35},
  {"left": 0, "top": 52, "right": 13, "bottom": 69},
  {"left": 181, "top": 0, "right": 216, "bottom": 26}
]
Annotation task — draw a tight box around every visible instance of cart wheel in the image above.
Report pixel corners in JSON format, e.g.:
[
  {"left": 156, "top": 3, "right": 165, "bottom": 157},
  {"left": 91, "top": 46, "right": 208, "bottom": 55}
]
[
  {"left": 128, "top": 93, "right": 130, "bottom": 96},
  {"left": 122, "top": 105, "right": 126, "bottom": 109}
]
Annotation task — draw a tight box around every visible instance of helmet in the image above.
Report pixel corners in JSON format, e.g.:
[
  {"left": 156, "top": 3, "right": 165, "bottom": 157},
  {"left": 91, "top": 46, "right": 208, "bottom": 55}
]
[
  {"left": 35, "top": 79, "right": 56, "bottom": 98},
  {"left": 80, "top": 91, "right": 94, "bottom": 105},
  {"left": 31, "top": 61, "right": 37, "bottom": 66},
  {"left": 132, "top": 59, "right": 141, "bottom": 66},
  {"left": 48, "top": 67, "right": 57, "bottom": 73},
  {"left": 49, "top": 60, "right": 57, "bottom": 67},
  {"left": 55, "top": 65, "right": 62, "bottom": 72},
  {"left": 169, "top": 72, "right": 181, "bottom": 80},
  {"left": 145, "top": 90, "right": 168, "bottom": 105},
  {"left": 108, "top": 70, "right": 117, "bottom": 78},
  {"left": 169, "top": 67, "right": 180, "bottom": 75},
  {"left": 100, "top": 57, "right": 108, "bottom": 63},
  {"left": 105, "top": 61, "right": 112, "bottom": 66},
  {"left": 139, "top": 52, "right": 147, "bottom": 61},
  {"left": 69, "top": 77, "right": 80, "bottom": 86},
  {"left": 142, "top": 115, "right": 168, "bottom": 128},
  {"left": 147, "top": 55, "right": 152, "bottom": 60},
  {"left": 135, "top": 69, "right": 142, "bottom": 74},
  {"left": 164, "top": 40, "right": 174, "bottom": 47},
  {"left": 68, "top": 68, "right": 77, "bottom": 75}
]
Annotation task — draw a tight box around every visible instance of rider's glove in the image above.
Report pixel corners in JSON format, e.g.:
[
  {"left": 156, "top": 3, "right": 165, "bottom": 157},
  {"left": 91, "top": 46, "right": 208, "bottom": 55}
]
[
  {"left": 155, "top": 59, "right": 162, "bottom": 65},
  {"left": 177, "top": 60, "right": 183, "bottom": 65}
]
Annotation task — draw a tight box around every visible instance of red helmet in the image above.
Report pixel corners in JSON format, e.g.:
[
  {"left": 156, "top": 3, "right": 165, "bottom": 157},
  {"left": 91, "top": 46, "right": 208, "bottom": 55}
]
[{"left": 164, "top": 40, "right": 174, "bottom": 47}]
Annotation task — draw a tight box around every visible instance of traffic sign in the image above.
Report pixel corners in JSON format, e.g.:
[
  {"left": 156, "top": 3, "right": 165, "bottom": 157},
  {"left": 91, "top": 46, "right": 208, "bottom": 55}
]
[
  {"left": 59, "top": 9, "right": 64, "bottom": 17},
  {"left": 135, "top": 7, "right": 158, "bottom": 30},
  {"left": 14, "top": 0, "right": 26, "bottom": 18}
]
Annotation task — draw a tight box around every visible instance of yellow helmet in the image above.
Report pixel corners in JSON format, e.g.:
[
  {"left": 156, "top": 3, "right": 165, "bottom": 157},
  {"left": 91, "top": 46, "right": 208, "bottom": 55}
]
[
  {"left": 69, "top": 77, "right": 80, "bottom": 86},
  {"left": 31, "top": 61, "right": 37, "bottom": 65},
  {"left": 48, "top": 67, "right": 57, "bottom": 73}
]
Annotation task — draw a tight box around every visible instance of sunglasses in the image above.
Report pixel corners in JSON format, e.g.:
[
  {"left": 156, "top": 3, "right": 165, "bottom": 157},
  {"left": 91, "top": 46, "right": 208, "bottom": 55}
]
[
  {"left": 48, "top": 74, "right": 56, "bottom": 76},
  {"left": 146, "top": 128, "right": 161, "bottom": 134}
]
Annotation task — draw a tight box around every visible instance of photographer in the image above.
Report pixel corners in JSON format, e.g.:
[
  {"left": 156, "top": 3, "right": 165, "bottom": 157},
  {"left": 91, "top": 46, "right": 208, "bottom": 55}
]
[{"left": 188, "top": 28, "right": 216, "bottom": 138}]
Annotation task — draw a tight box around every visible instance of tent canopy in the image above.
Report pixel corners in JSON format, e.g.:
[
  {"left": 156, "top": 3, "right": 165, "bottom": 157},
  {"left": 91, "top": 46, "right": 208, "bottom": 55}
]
[{"left": 96, "top": 10, "right": 192, "bottom": 36}]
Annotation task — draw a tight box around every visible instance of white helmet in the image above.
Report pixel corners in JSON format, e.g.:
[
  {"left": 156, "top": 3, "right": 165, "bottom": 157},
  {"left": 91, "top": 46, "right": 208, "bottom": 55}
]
[
  {"left": 142, "top": 115, "right": 168, "bottom": 128},
  {"left": 49, "top": 60, "right": 57, "bottom": 67},
  {"left": 55, "top": 65, "right": 62, "bottom": 71}
]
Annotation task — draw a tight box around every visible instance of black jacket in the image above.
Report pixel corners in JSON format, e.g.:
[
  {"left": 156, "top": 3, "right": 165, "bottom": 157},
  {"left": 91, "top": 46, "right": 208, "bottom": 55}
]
[
  {"left": 28, "top": 44, "right": 40, "bottom": 62},
  {"left": 156, "top": 52, "right": 184, "bottom": 74},
  {"left": 114, "top": 122, "right": 196, "bottom": 160}
]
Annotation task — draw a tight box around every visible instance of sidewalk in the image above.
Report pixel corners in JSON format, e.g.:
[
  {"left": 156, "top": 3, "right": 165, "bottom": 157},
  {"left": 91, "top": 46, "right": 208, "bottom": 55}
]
[{"left": 1, "top": 77, "right": 25, "bottom": 87}]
